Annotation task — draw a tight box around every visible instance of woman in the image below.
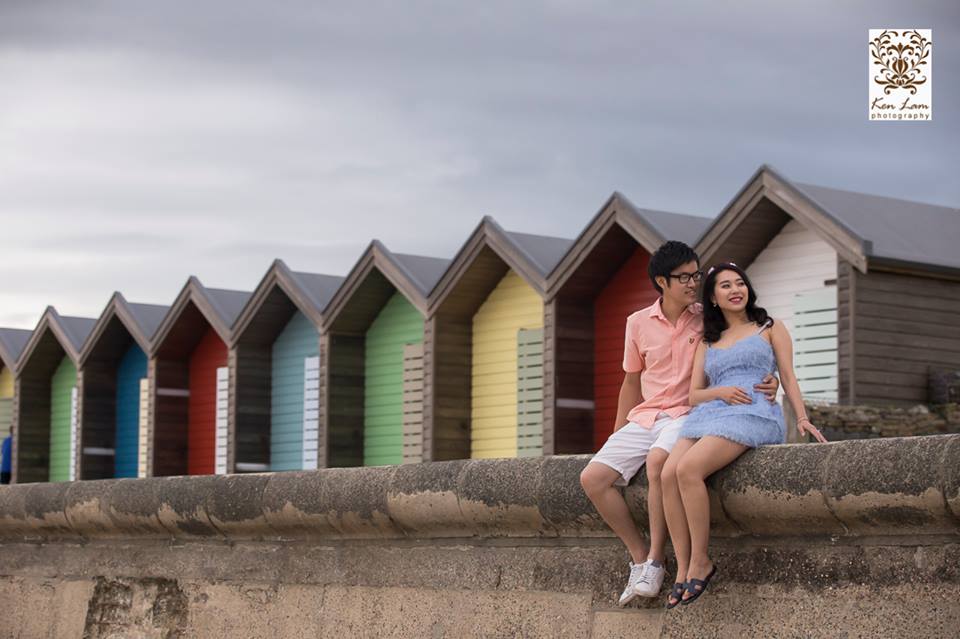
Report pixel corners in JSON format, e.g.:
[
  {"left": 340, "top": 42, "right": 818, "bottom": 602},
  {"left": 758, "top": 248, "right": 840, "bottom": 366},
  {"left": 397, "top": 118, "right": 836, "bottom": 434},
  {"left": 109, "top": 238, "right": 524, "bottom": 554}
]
[{"left": 660, "top": 262, "right": 827, "bottom": 608}]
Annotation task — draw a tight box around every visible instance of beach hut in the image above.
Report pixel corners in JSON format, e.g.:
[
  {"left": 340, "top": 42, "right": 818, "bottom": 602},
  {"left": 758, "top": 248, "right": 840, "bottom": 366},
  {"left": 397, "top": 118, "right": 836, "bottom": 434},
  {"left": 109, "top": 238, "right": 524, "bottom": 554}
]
[
  {"left": 229, "top": 260, "right": 343, "bottom": 473},
  {"left": 696, "top": 165, "right": 960, "bottom": 406},
  {"left": 321, "top": 241, "right": 448, "bottom": 468},
  {"left": 147, "top": 278, "right": 250, "bottom": 477},
  {"left": 546, "top": 193, "right": 710, "bottom": 452},
  {"left": 76, "top": 293, "right": 168, "bottom": 479},
  {"left": 13, "top": 308, "right": 96, "bottom": 483},
  {"left": 426, "top": 217, "right": 572, "bottom": 461},
  {"left": 0, "top": 328, "right": 32, "bottom": 446}
]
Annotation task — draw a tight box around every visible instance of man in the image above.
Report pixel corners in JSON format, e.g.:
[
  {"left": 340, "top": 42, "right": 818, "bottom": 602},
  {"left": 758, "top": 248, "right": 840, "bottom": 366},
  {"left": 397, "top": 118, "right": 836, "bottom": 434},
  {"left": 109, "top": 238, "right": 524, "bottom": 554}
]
[{"left": 579, "top": 241, "right": 778, "bottom": 605}]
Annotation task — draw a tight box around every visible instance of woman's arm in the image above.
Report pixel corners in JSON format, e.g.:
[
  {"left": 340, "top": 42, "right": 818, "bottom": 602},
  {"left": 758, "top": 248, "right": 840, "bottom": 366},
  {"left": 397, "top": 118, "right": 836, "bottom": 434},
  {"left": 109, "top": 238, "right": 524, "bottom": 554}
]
[
  {"left": 613, "top": 372, "right": 642, "bottom": 432},
  {"left": 769, "top": 321, "right": 828, "bottom": 442}
]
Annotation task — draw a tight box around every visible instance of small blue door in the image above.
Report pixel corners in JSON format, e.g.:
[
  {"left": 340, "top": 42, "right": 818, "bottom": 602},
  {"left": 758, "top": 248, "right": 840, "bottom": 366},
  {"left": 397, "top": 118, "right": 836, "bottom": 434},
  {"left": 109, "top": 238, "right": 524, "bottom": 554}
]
[{"left": 115, "top": 343, "right": 147, "bottom": 478}]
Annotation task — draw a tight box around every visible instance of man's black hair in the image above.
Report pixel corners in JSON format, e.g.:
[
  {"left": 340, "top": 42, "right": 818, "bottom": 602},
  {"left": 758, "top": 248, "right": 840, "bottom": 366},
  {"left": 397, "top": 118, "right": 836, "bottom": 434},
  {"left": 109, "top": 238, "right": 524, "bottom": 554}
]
[{"left": 648, "top": 241, "right": 700, "bottom": 294}]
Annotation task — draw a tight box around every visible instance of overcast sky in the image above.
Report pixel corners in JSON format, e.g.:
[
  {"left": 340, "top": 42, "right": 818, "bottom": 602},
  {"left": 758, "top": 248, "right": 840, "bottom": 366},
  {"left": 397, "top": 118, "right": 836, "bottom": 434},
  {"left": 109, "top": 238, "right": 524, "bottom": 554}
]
[{"left": 0, "top": 1, "right": 956, "bottom": 328}]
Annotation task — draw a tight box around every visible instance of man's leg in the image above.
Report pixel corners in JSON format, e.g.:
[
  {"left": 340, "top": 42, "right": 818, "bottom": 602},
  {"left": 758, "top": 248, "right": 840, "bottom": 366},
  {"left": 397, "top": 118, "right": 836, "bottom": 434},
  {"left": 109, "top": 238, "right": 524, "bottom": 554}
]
[{"left": 580, "top": 462, "right": 648, "bottom": 564}]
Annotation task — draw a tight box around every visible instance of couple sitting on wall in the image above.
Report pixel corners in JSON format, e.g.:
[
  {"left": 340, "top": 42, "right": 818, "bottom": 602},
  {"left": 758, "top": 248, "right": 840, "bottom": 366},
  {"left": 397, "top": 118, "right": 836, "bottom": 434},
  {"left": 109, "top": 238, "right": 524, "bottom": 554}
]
[{"left": 579, "top": 241, "right": 828, "bottom": 608}]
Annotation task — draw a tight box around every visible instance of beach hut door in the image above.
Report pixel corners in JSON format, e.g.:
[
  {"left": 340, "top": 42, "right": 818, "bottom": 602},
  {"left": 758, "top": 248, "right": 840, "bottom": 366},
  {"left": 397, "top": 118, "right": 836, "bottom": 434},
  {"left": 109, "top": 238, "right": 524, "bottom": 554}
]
[{"left": 517, "top": 328, "right": 544, "bottom": 457}]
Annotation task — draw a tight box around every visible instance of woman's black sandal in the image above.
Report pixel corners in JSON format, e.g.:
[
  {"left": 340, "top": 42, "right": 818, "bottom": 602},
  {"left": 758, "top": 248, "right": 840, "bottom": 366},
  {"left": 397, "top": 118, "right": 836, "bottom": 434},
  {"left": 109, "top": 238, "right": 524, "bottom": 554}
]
[
  {"left": 680, "top": 565, "right": 717, "bottom": 605},
  {"left": 665, "top": 582, "right": 686, "bottom": 609}
]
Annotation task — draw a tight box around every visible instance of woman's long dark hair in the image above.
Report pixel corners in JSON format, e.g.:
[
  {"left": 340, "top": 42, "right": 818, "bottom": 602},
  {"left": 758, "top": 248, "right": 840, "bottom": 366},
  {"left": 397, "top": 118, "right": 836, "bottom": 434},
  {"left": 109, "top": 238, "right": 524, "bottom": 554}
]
[{"left": 701, "top": 262, "right": 772, "bottom": 343}]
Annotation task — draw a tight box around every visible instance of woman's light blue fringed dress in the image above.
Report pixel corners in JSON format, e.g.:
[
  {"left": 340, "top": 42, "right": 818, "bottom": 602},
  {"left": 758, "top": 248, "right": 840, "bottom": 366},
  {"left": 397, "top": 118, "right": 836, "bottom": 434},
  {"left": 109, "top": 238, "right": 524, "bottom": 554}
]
[{"left": 679, "top": 330, "right": 786, "bottom": 447}]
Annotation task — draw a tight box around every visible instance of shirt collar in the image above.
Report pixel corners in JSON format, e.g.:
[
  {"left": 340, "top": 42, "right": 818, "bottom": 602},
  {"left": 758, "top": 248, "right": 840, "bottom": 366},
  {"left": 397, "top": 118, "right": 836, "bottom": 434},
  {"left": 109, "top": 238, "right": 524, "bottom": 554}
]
[{"left": 649, "top": 298, "right": 700, "bottom": 322}]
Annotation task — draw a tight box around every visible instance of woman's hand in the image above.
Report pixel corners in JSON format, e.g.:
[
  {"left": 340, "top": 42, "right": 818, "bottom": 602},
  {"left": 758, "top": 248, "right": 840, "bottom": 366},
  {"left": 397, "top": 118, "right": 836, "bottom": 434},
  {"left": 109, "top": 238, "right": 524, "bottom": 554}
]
[
  {"left": 797, "top": 418, "right": 828, "bottom": 443},
  {"left": 715, "top": 386, "right": 752, "bottom": 405}
]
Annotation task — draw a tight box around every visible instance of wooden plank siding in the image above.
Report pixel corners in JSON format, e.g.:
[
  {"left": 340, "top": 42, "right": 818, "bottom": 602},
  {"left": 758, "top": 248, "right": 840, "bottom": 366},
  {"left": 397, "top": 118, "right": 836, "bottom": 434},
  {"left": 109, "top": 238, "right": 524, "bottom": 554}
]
[
  {"left": 150, "top": 356, "right": 189, "bottom": 477},
  {"left": 364, "top": 292, "right": 424, "bottom": 466},
  {"left": 743, "top": 219, "right": 839, "bottom": 401},
  {"left": 744, "top": 220, "right": 838, "bottom": 337},
  {"left": 187, "top": 327, "right": 227, "bottom": 475},
  {"left": 471, "top": 271, "right": 544, "bottom": 459},
  {"left": 591, "top": 248, "right": 658, "bottom": 451},
  {"left": 541, "top": 300, "right": 557, "bottom": 455},
  {"left": 0, "top": 367, "right": 14, "bottom": 439},
  {"left": 547, "top": 218, "right": 661, "bottom": 456},
  {"left": 327, "top": 333, "right": 365, "bottom": 467},
  {"left": 401, "top": 342, "right": 425, "bottom": 463},
  {"left": 230, "top": 278, "right": 325, "bottom": 475},
  {"left": 428, "top": 243, "right": 511, "bottom": 462},
  {"left": 516, "top": 328, "right": 544, "bottom": 456},
  {"left": 114, "top": 344, "right": 147, "bottom": 478},
  {"left": 215, "top": 366, "right": 229, "bottom": 474},
  {"left": 137, "top": 378, "right": 150, "bottom": 478},
  {"left": 269, "top": 311, "right": 319, "bottom": 471},
  {"left": 49, "top": 357, "right": 77, "bottom": 482},
  {"left": 302, "top": 356, "right": 320, "bottom": 469},
  {"left": 14, "top": 331, "right": 67, "bottom": 483},
  {"left": 848, "top": 267, "right": 960, "bottom": 404},
  {"left": 792, "top": 288, "right": 838, "bottom": 402},
  {"left": 230, "top": 344, "right": 270, "bottom": 473}
]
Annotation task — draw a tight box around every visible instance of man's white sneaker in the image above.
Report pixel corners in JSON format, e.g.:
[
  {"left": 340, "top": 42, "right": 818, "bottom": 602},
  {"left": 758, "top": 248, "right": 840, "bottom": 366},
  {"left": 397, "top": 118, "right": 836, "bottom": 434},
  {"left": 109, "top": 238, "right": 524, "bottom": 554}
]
[
  {"left": 633, "top": 560, "right": 665, "bottom": 597},
  {"left": 617, "top": 560, "right": 649, "bottom": 607}
]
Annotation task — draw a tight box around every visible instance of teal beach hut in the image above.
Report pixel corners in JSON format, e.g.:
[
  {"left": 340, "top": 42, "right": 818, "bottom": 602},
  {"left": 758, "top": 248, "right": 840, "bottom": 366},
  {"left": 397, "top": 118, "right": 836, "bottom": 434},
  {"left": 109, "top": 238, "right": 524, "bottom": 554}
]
[{"left": 229, "top": 260, "right": 343, "bottom": 472}]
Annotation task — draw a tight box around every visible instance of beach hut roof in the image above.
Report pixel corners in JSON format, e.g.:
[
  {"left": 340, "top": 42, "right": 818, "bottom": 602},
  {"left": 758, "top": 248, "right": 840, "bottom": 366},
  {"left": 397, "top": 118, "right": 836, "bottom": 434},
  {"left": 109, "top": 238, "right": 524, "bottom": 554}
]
[
  {"left": 0, "top": 328, "right": 32, "bottom": 374},
  {"left": 696, "top": 164, "right": 960, "bottom": 276},
  {"left": 428, "top": 216, "right": 574, "bottom": 314},
  {"left": 323, "top": 241, "right": 450, "bottom": 332},
  {"left": 150, "top": 277, "right": 251, "bottom": 357},
  {"left": 16, "top": 307, "right": 96, "bottom": 373},
  {"left": 78, "top": 293, "right": 170, "bottom": 366},
  {"left": 230, "top": 259, "right": 345, "bottom": 346},
  {"left": 546, "top": 191, "right": 711, "bottom": 299}
]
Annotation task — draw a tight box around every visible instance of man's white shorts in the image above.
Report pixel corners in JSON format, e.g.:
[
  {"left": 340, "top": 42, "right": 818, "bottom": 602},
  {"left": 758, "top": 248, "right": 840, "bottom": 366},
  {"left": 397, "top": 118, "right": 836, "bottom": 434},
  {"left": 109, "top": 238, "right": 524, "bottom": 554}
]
[{"left": 589, "top": 414, "right": 687, "bottom": 486}]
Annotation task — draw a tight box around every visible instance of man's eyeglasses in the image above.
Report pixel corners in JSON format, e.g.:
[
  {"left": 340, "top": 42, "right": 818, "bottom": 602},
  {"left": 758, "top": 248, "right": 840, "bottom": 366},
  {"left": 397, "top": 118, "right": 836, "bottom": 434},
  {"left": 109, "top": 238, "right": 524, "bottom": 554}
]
[{"left": 666, "top": 271, "right": 703, "bottom": 284}]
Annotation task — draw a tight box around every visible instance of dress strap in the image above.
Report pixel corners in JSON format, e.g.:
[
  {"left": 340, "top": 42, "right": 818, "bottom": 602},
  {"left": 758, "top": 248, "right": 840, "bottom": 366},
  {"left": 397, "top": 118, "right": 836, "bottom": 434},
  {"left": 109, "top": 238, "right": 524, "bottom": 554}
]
[{"left": 756, "top": 320, "right": 773, "bottom": 334}]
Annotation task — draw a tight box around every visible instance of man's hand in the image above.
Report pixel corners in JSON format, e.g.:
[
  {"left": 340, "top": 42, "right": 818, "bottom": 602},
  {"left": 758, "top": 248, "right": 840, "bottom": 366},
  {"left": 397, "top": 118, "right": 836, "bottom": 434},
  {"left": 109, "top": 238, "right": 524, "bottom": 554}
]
[{"left": 754, "top": 374, "right": 779, "bottom": 403}]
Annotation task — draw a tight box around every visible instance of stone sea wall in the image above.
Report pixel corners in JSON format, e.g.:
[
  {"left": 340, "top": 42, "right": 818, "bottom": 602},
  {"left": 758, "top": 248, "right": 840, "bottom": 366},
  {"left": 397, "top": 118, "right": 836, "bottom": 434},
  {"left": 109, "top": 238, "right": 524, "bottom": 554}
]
[{"left": 0, "top": 435, "right": 958, "bottom": 638}]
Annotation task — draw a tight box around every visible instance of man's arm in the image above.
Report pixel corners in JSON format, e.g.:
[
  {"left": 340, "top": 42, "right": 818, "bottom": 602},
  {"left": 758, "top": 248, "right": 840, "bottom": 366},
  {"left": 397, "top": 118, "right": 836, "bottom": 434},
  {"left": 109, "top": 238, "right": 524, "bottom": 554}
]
[{"left": 612, "top": 372, "right": 642, "bottom": 432}]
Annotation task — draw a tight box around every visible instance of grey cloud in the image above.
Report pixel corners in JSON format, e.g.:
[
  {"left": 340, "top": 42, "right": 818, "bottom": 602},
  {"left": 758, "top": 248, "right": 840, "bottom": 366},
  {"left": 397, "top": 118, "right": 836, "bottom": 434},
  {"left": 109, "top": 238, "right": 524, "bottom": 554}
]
[{"left": 0, "top": 1, "right": 956, "bottom": 327}]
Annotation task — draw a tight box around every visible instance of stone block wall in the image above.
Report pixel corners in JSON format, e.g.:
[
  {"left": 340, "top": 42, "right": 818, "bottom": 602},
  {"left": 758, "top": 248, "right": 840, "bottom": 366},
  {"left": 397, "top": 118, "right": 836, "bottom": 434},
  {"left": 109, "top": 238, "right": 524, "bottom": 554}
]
[
  {"left": 0, "top": 435, "right": 958, "bottom": 638},
  {"left": 807, "top": 402, "right": 960, "bottom": 439}
]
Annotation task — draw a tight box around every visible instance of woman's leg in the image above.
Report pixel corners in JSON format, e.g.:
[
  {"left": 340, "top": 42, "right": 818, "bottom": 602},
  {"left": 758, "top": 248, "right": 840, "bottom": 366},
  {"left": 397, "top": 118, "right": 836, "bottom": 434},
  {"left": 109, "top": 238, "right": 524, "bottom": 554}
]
[
  {"left": 675, "top": 436, "right": 748, "bottom": 597},
  {"left": 644, "top": 447, "right": 669, "bottom": 563},
  {"left": 660, "top": 437, "right": 696, "bottom": 600}
]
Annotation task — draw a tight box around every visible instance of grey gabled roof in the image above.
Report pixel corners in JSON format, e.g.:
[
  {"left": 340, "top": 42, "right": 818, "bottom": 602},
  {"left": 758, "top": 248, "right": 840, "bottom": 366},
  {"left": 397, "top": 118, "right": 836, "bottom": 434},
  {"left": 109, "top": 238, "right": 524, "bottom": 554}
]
[
  {"left": 126, "top": 302, "right": 170, "bottom": 341},
  {"left": 0, "top": 328, "right": 31, "bottom": 370},
  {"left": 502, "top": 230, "right": 574, "bottom": 279},
  {"left": 288, "top": 270, "right": 346, "bottom": 314},
  {"left": 637, "top": 208, "right": 713, "bottom": 248},
  {"left": 792, "top": 181, "right": 960, "bottom": 271},
  {"left": 59, "top": 315, "right": 97, "bottom": 353},
  {"left": 205, "top": 288, "right": 252, "bottom": 329},
  {"left": 391, "top": 253, "right": 451, "bottom": 298}
]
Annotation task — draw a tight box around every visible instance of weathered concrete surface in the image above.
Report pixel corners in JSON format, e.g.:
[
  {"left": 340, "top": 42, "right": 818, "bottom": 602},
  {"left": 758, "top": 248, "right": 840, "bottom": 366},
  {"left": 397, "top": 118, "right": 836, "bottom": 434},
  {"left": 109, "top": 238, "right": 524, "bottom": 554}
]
[
  {"left": 2, "top": 435, "right": 958, "bottom": 542},
  {"left": 0, "top": 435, "right": 958, "bottom": 637}
]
